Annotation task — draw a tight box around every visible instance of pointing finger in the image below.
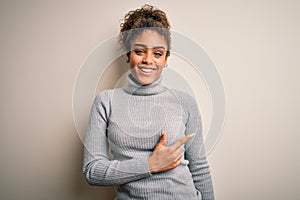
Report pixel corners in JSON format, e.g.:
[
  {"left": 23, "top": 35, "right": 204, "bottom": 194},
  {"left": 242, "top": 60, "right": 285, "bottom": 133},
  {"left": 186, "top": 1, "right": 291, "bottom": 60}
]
[{"left": 171, "top": 133, "right": 196, "bottom": 150}]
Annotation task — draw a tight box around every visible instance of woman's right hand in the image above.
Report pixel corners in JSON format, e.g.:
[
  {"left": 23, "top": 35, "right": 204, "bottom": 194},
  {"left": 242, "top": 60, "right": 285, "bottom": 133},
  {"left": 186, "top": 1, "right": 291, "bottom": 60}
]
[{"left": 148, "top": 130, "right": 195, "bottom": 174}]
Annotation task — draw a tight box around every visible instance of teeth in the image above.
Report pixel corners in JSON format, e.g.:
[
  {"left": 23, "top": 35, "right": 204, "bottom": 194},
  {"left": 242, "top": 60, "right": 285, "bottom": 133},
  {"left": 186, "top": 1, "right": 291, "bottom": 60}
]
[{"left": 140, "top": 68, "right": 154, "bottom": 73}]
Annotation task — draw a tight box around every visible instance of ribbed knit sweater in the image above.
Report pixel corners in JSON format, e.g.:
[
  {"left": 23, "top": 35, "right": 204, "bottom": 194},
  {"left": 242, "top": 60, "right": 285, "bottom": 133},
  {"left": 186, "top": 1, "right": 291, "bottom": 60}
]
[{"left": 83, "top": 74, "right": 214, "bottom": 200}]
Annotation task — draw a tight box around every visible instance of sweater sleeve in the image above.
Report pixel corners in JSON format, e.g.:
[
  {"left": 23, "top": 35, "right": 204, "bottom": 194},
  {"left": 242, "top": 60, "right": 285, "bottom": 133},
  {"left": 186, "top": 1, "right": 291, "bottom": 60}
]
[
  {"left": 82, "top": 91, "right": 151, "bottom": 186},
  {"left": 184, "top": 95, "right": 215, "bottom": 200}
]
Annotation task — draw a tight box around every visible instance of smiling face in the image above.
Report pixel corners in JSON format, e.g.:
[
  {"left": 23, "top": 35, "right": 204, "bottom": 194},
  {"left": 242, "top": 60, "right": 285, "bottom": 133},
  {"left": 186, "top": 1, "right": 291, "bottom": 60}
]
[{"left": 128, "top": 30, "right": 168, "bottom": 85}]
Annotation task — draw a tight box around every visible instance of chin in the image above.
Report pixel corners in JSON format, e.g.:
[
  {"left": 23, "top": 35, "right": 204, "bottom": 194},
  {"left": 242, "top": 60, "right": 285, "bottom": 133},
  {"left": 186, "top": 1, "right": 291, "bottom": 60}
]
[
  {"left": 133, "top": 75, "right": 156, "bottom": 85},
  {"left": 137, "top": 77, "right": 155, "bottom": 85},
  {"left": 130, "top": 69, "right": 161, "bottom": 85}
]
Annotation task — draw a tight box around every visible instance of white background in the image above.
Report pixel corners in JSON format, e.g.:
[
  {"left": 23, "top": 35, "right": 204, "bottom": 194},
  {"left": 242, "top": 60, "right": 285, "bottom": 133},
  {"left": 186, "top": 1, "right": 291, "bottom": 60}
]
[{"left": 1, "top": 0, "right": 299, "bottom": 199}]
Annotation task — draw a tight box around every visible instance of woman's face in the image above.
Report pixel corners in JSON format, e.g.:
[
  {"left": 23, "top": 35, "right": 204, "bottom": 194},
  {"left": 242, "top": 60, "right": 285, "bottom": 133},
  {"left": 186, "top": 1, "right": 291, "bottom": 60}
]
[{"left": 128, "top": 30, "right": 168, "bottom": 85}]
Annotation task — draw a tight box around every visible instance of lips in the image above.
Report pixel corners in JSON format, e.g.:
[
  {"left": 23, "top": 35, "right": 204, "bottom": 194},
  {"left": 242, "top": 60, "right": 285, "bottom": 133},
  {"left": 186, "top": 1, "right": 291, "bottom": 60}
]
[{"left": 138, "top": 66, "right": 157, "bottom": 74}]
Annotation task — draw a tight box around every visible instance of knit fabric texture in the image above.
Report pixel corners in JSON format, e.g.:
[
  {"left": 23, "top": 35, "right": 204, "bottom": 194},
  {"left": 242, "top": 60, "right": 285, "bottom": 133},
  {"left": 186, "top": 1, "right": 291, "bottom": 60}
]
[{"left": 83, "top": 73, "right": 214, "bottom": 200}]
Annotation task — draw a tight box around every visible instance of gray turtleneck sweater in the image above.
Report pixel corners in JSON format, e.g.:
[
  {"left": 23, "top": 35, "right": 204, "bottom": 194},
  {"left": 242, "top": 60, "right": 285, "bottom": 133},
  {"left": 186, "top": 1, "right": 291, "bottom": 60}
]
[{"left": 83, "top": 74, "right": 214, "bottom": 200}]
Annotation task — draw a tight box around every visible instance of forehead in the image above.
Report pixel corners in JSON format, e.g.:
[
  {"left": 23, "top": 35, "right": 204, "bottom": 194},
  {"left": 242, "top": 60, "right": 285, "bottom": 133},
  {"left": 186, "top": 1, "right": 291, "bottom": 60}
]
[{"left": 131, "top": 30, "right": 167, "bottom": 48}]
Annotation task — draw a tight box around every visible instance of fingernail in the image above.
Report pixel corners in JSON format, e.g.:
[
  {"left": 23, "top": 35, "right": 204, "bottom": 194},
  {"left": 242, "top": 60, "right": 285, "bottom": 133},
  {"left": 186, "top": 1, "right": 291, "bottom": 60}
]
[{"left": 189, "top": 133, "right": 196, "bottom": 138}]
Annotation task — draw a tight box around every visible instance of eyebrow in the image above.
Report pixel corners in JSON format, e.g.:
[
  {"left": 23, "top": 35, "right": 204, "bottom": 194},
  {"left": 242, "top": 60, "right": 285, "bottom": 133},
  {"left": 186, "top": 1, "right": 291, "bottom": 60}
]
[{"left": 133, "top": 44, "right": 166, "bottom": 50}]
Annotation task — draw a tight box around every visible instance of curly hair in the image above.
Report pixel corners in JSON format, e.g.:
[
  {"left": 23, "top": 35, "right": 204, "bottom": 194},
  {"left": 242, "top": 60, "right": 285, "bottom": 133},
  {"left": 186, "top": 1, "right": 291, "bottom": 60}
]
[{"left": 119, "top": 4, "right": 171, "bottom": 56}]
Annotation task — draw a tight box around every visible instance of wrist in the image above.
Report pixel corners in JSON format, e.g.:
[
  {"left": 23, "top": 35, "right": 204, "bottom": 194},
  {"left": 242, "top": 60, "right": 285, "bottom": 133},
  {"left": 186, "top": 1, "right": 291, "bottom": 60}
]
[{"left": 147, "top": 156, "right": 156, "bottom": 174}]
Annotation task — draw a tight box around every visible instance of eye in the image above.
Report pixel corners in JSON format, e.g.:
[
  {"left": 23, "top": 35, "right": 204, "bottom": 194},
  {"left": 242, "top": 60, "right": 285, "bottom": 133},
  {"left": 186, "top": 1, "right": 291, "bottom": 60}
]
[
  {"left": 154, "top": 52, "right": 163, "bottom": 57},
  {"left": 133, "top": 49, "right": 144, "bottom": 55}
]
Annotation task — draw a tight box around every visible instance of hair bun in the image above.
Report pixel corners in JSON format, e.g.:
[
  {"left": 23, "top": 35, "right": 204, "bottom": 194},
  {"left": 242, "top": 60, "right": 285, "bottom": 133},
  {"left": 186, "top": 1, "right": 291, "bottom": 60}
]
[
  {"left": 119, "top": 4, "right": 171, "bottom": 54},
  {"left": 144, "top": 13, "right": 155, "bottom": 19},
  {"left": 144, "top": 12, "right": 161, "bottom": 21}
]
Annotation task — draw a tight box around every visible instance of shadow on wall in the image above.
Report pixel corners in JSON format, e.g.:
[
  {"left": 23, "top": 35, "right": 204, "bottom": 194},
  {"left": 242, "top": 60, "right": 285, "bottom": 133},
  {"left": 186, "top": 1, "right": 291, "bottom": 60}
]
[
  {"left": 72, "top": 57, "right": 129, "bottom": 200},
  {"left": 72, "top": 143, "right": 116, "bottom": 200}
]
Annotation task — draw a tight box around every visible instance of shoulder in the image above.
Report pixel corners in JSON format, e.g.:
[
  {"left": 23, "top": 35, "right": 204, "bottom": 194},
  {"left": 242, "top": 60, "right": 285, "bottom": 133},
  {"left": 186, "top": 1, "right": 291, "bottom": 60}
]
[
  {"left": 169, "top": 89, "right": 198, "bottom": 108},
  {"left": 168, "top": 88, "right": 201, "bottom": 120},
  {"left": 93, "top": 88, "right": 123, "bottom": 108},
  {"left": 94, "top": 88, "right": 121, "bottom": 102},
  {"left": 92, "top": 89, "right": 123, "bottom": 118}
]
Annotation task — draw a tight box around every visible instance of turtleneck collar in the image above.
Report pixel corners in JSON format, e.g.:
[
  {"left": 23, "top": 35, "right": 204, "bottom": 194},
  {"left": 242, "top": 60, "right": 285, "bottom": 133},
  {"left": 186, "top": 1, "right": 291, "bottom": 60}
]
[{"left": 123, "top": 73, "right": 167, "bottom": 96}]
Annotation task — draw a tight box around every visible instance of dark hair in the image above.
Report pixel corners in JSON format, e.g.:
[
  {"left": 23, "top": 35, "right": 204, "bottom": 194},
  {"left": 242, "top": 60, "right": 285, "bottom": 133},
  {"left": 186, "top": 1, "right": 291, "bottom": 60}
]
[{"left": 119, "top": 4, "right": 171, "bottom": 56}]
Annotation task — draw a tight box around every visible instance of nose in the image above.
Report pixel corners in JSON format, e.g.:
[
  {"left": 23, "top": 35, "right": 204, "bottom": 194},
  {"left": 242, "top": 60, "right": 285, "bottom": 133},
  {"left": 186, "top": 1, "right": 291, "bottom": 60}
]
[{"left": 142, "top": 51, "right": 153, "bottom": 65}]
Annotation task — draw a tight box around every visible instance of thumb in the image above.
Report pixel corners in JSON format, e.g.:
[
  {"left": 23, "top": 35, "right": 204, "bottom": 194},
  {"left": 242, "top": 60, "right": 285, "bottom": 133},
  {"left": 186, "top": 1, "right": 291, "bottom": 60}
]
[{"left": 154, "top": 131, "right": 167, "bottom": 150}]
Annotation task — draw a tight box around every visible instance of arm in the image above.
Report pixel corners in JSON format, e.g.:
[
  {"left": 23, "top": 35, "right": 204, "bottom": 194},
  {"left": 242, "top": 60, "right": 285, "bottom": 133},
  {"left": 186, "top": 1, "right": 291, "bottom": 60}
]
[
  {"left": 184, "top": 95, "right": 215, "bottom": 200},
  {"left": 83, "top": 92, "right": 151, "bottom": 186}
]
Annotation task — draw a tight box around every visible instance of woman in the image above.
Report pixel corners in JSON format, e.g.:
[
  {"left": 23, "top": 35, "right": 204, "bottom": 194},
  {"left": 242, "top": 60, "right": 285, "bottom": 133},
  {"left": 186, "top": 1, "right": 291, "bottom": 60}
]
[{"left": 83, "top": 4, "right": 214, "bottom": 200}]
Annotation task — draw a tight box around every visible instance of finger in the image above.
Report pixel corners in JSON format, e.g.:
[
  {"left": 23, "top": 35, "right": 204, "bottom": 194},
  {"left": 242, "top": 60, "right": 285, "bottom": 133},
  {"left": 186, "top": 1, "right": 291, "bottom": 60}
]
[
  {"left": 173, "top": 155, "right": 183, "bottom": 168},
  {"left": 154, "top": 131, "right": 167, "bottom": 150},
  {"left": 168, "top": 154, "right": 182, "bottom": 169},
  {"left": 174, "top": 152, "right": 183, "bottom": 162},
  {"left": 161, "top": 156, "right": 182, "bottom": 172},
  {"left": 171, "top": 133, "right": 196, "bottom": 150},
  {"left": 173, "top": 146, "right": 184, "bottom": 158},
  {"left": 162, "top": 158, "right": 181, "bottom": 171}
]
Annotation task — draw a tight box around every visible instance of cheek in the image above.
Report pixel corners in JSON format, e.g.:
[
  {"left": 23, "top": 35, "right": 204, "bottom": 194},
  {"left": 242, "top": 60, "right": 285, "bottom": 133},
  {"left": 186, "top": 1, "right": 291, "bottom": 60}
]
[
  {"left": 129, "top": 55, "right": 142, "bottom": 68},
  {"left": 159, "top": 57, "right": 167, "bottom": 64}
]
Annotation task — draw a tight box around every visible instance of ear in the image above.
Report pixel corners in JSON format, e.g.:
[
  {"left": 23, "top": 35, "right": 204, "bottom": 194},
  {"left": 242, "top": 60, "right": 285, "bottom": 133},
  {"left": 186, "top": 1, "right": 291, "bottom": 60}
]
[
  {"left": 164, "top": 53, "right": 169, "bottom": 63},
  {"left": 126, "top": 52, "right": 130, "bottom": 63},
  {"left": 165, "top": 55, "right": 169, "bottom": 61},
  {"left": 166, "top": 50, "right": 170, "bottom": 58},
  {"left": 164, "top": 50, "right": 170, "bottom": 62}
]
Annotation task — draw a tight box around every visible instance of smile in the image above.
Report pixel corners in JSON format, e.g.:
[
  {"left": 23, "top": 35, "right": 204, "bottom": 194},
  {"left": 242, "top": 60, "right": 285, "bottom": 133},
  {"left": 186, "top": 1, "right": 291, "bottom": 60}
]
[{"left": 138, "top": 66, "right": 156, "bottom": 74}]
